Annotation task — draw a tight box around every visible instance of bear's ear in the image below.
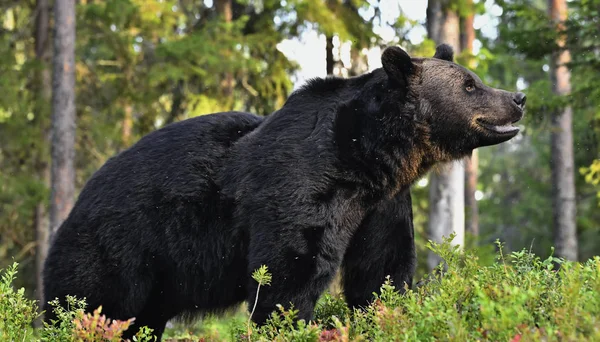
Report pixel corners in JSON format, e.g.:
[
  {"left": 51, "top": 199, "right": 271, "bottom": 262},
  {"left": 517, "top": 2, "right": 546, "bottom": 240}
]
[
  {"left": 433, "top": 44, "right": 454, "bottom": 62},
  {"left": 381, "top": 46, "right": 414, "bottom": 82}
]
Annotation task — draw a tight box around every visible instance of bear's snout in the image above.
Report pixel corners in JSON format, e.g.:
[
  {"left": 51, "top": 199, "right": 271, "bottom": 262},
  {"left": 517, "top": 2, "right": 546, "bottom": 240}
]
[{"left": 513, "top": 92, "right": 527, "bottom": 109}]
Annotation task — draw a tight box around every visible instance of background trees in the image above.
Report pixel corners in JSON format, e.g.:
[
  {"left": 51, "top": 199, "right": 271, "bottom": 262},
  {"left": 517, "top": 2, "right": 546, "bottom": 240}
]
[
  {"left": 486, "top": 0, "right": 600, "bottom": 261},
  {"left": 0, "top": 0, "right": 598, "bottom": 309},
  {"left": 548, "top": 0, "right": 577, "bottom": 261},
  {"left": 50, "top": 0, "right": 76, "bottom": 241},
  {"left": 425, "top": 0, "right": 465, "bottom": 271}
]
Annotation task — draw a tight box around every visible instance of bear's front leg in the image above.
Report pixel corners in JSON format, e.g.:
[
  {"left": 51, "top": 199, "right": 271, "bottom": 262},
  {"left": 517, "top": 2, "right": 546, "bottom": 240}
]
[
  {"left": 245, "top": 224, "right": 343, "bottom": 325},
  {"left": 341, "top": 189, "right": 416, "bottom": 310}
]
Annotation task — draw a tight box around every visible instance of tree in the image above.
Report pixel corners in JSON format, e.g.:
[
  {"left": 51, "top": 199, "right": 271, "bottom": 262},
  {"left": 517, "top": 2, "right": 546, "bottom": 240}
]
[
  {"left": 316, "top": 0, "right": 379, "bottom": 77},
  {"left": 0, "top": 0, "right": 380, "bottom": 298},
  {"left": 461, "top": 0, "right": 479, "bottom": 240},
  {"left": 326, "top": 35, "right": 335, "bottom": 75},
  {"left": 476, "top": 0, "right": 599, "bottom": 260},
  {"left": 33, "top": 0, "right": 51, "bottom": 315},
  {"left": 548, "top": 0, "right": 577, "bottom": 261},
  {"left": 50, "top": 0, "right": 76, "bottom": 238},
  {"left": 216, "top": 0, "right": 234, "bottom": 98},
  {"left": 426, "top": 0, "right": 465, "bottom": 270}
]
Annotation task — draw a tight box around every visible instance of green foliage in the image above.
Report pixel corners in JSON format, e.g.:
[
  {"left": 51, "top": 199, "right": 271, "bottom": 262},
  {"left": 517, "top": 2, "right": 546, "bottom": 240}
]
[
  {"left": 313, "top": 292, "right": 350, "bottom": 329},
  {"left": 290, "top": 0, "right": 378, "bottom": 46},
  {"left": 343, "top": 237, "right": 599, "bottom": 341},
  {"left": 251, "top": 265, "right": 272, "bottom": 286},
  {"left": 495, "top": 0, "right": 557, "bottom": 60},
  {"left": 0, "top": 262, "right": 39, "bottom": 341},
  {"left": 0, "top": 262, "right": 156, "bottom": 341},
  {"left": 162, "top": 311, "right": 249, "bottom": 341},
  {"left": 247, "top": 265, "right": 273, "bottom": 340},
  {"left": 132, "top": 326, "right": 158, "bottom": 342},
  {"left": 253, "top": 305, "right": 323, "bottom": 342},
  {"left": 2, "top": 241, "right": 600, "bottom": 341},
  {"left": 448, "top": 0, "right": 487, "bottom": 18},
  {"left": 0, "top": 4, "right": 50, "bottom": 290},
  {"left": 248, "top": 237, "right": 600, "bottom": 341},
  {"left": 40, "top": 296, "right": 88, "bottom": 341},
  {"left": 478, "top": 0, "right": 600, "bottom": 260},
  {"left": 581, "top": 159, "right": 600, "bottom": 206}
]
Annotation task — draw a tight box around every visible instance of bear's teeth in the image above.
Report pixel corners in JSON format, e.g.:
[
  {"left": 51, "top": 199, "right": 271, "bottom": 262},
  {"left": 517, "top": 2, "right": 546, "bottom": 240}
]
[{"left": 492, "top": 124, "right": 518, "bottom": 133}]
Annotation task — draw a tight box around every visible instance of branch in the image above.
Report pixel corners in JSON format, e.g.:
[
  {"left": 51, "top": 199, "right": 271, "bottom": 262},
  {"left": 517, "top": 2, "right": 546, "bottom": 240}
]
[{"left": 241, "top": 75, "right": 259, "bottom": 97}]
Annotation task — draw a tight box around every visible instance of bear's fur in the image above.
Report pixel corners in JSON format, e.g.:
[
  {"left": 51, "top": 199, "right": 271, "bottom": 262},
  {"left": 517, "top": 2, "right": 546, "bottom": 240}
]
[{"left": 43, "top": 44, "right": 525, "bottom": 340}]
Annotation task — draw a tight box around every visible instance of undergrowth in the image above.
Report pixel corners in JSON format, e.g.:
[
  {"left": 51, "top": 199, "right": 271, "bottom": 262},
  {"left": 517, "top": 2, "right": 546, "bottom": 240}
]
[{"left": 1, "top": 236, "right": 599, "bottom": 341}]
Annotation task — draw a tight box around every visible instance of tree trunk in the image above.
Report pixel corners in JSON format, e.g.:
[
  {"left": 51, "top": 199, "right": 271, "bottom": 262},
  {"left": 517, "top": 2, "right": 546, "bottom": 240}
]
[
  {"left": 34, "top": 194, "right": 49, "bottom": 326},
  {"left": 464, "top": 151, "right": 479, "bottom": 238},
  {"left": 50, "top": 0, "right": 76, "bottom": 239},
  {"left": 326, "top": 35, "right": 334, "bottom": 75},
  {"left": 216, "top": 0, "right": 234, "bottom": 98},
  {"left": 426, "top": 0, "right": 443, "bottom": 46},
  {"left": 549, "top": 0, "right": 577, "bottom": 261},
  {"left": 122, "top": 104, "right": 133, "bottom": 147},
  {"left": 426, "top": 0, "right": 465, "bottom": 270},
  {"left": 34, "top": 0, "right": 51, "bottom": 320},
  {"left": 461, "top": 0, "right": 479, "bottom": 241},
  {"left": 459, "top": 0, "right": 475, "bottom": 58},
  {"left": 216, "top": 0, "right": 232, "bottom": 22}
]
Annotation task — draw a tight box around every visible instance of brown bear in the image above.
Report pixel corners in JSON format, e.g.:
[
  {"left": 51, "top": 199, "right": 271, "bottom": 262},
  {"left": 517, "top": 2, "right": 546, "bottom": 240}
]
[{"left": 43, "top": 44, "right": 525, "bottom": 340}]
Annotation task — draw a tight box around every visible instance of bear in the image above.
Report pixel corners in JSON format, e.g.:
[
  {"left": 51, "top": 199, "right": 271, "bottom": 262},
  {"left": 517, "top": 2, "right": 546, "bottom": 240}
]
[{"left": 42, "top": 43, "right": 526, "bottom": 340}]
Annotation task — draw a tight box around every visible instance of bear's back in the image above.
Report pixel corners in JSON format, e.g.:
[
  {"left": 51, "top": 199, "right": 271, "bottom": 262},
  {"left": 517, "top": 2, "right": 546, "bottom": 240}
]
[{"left": 53, "top": 111, "right": 263, "bottom": 239}]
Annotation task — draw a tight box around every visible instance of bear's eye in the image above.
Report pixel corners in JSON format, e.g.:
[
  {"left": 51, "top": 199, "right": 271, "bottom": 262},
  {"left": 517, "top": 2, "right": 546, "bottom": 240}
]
[{"left": 465, "top": 85, "right": 475, "bottom": 92}]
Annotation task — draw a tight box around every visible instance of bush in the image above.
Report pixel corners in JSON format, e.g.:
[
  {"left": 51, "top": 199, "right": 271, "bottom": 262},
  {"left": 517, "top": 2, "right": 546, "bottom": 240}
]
[
  {"left": 246, "top": 236, "right": 600, "bottom": 342},
  {"left": 0, "top": 262, "right": 39, "bottom": 341},
  {"left": 40, "top": 295, "right": 88, "bottom": 341},
  {"left": 341, "top": 238, "right": 600, "bottom": 341},
  {"left": 1, "top": 237, "right": 599, "bottom": 341},
  {"left": 0, "top": 264, "right": 157, "bottom": 341}
]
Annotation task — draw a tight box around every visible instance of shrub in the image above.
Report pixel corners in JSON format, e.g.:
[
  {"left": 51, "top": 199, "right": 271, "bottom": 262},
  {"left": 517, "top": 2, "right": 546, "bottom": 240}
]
[
  {"left": 1, "top": 236, "right": 599, "bottom": 341},
  {"left": 40, "top": 295, "right": 88, "bottom": 341},
  {"left": 346, "top": 237, "right": 600, "bottom": 341},
  {"left": 0, "top": 262, "right": 39, "bottom": 341},
  {"left": 244, "top": 236, "right": 600, "bottom": 342}
]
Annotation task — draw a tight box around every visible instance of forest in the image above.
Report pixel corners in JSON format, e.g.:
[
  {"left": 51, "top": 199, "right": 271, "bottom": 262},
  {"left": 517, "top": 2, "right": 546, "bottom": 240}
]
[{"left": 1, "top": 0, "right": 600, "bottom": 341}]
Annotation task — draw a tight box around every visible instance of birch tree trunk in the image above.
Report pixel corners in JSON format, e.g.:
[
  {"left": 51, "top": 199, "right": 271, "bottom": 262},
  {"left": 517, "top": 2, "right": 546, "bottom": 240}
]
[
  {"left": 426, "top": 0, "right": 465, "bottom": 270},
  {"left": 549, "top": 0, "right": 578, "bottom": 261},
  {"left": 50, "top": 0, "right": 76, "bottom": 238}
]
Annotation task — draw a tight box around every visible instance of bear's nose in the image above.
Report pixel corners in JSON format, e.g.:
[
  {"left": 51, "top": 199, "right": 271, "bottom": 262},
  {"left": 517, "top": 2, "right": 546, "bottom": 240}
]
[{"left": 513, "top": 92, "right": 527, "bottom": 109}]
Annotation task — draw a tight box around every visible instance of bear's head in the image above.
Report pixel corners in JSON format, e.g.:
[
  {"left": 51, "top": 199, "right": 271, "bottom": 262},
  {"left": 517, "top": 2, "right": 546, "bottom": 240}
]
[{"left": 381, "top": 44, "right": 526, "bottom": 160}]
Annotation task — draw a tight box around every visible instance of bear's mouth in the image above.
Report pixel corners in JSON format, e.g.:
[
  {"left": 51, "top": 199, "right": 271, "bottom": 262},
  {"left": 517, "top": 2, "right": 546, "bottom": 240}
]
[{"left": 476, "top": 118, "right": 520, "bottom": 135}]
